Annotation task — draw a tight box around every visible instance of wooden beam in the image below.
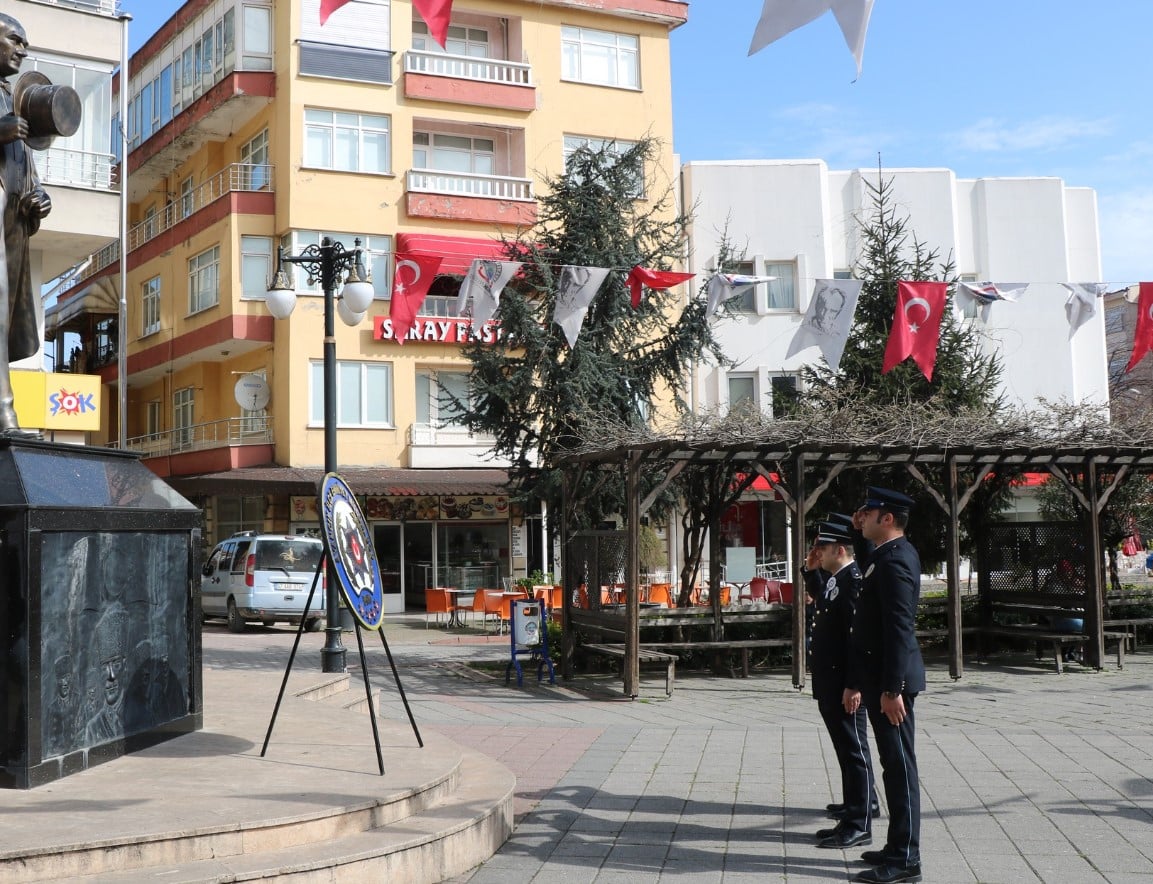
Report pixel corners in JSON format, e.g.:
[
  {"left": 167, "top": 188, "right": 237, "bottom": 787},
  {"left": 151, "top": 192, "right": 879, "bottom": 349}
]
[{"left": 639, "top": 460, "right": 685, "bottom": 517}]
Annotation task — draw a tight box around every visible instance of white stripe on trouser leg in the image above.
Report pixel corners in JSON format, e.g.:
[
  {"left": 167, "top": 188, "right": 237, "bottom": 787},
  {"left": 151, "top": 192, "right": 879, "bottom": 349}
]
[
  {"left": 850, "top": 723, "right": 872, "bottom": 829},
  {"left": 895, "top": 726, "right": 913, "bottom": 864}
]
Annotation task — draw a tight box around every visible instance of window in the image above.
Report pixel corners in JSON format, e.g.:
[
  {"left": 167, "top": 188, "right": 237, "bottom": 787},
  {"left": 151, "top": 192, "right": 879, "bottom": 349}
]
[
  {"left": 242, "top": 4, "right": 273, "bottom": 70},
  {"left": 304, "top": 109, "right": 390, "bottom": 174},
  {"left": 416, "top": 370, "right": 471, "bottom": 428},
  {"left": 563, "top": 135, "right": 643, "bottom": 196},
  {"left": 285, "top": 231, "right": 392, "bottom": 299},
  {"left": 414, "top": 22, "right": 490, "bottom": 58},
  {"left": 833, "top": 269, "right": 853, "bottom": 280},
  {"left": 764, "top": 262, "right": 796, "bottom": 310},
  {"left": 239, "top": 129, "right": 270, "bottom": 189},
  {"left": 174, "top": 387, "right": 195, "bottom": 449},
  {"left": 188, "top": 246, "right": 220, "bottom": 313},
  {"left": 728, "top": 260, "right": 758, "bottom": 313},
  {"left": 145, "top": 400, "right": 161, "bottom": 437},
  {"left": 179, "top": 176, "right": 194, "bottom": 219},
  {"left": 413, "top": 132, "right": 495, "bottom": 175},
  {"left": 561, "top": 26, "right": 639, "bottom": 89},
  {"left": 241, "top": 235, "right": 273, "bottom": 299},
  {"left": 141, "top": 275, "right": 161, "bottom": 336},
  {"left": 309, "top": 361, "right": 393, "bottom": 427},
  {"left": 770, "top": 374, "right": 800, "bottom": 419},
  {"left": 727, "top": 374, "right": 758, "bottom": 412},
  {"left": 217, "top": 495, "right": 264, "bottom": 538},
  {"left": 958, "top": 273, "right": 980, "bottom": 320}
]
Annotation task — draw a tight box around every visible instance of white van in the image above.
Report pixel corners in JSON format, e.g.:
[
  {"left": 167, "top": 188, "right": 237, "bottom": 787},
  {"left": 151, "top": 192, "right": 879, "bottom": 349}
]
[{"left": 201, "top": 532, "right": 326, "bottom": 633}]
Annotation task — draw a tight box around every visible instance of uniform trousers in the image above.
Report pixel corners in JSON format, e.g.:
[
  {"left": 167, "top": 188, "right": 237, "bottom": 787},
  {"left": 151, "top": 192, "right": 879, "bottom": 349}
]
[
  {"left": 865, "top": 691, "right": 920, "bottom": 866},
  {"left": 817, "top": 696, "right": 877, "bottom": 830}
]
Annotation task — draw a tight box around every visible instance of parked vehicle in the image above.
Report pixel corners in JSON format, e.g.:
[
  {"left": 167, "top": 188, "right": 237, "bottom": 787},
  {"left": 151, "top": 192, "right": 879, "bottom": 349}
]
[{"left": 201, "top": 533, "right": 325, "bottom": 633}]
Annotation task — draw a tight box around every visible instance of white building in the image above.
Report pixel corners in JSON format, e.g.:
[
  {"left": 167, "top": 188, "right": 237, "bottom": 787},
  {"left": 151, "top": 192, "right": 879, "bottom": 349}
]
[{"left": 681, "top": 160, "right": 1108, "bottom": 417}]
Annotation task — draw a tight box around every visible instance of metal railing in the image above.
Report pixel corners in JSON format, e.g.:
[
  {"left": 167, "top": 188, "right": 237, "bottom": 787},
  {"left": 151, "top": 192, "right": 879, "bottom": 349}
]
[
  {"left": 31, "top": 0, "right": 119, "bottom": 15},
  {"left": 404, "top": 49, "right": 532, "bottom": 86},
  {"left": 121, "top": 416, "right": 272, "bottom": 457},
  {"left": 407, "top": 168, "right": 533, "bottom": 201},
  {"left": 39, "top": 147, "right": 117, "bottom": 190},
  {"left": 128, "top": 163, "right": 274, "bottom": 251}
]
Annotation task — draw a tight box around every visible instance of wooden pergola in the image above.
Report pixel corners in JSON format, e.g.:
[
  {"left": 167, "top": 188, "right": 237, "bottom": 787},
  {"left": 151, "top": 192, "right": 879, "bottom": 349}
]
[{"left": 555, "top": 402, "right": 1153, "bottom": 695}]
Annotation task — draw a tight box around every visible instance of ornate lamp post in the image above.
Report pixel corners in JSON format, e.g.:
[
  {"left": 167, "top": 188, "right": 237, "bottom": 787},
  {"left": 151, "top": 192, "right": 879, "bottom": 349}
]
[{"left": 266, "top": 237, "right": 374, "bottom": 673}]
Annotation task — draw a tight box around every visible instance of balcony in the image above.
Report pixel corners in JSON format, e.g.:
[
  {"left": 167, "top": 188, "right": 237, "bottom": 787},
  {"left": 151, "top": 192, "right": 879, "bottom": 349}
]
[
  {"left": 122, "top": 416, "right": 276, "bottom": 479},
  {"left": 403, "top": 50, "right": 535, "bottom": 111},
  {"left": 39, "top": 147, "right": 117, "bottom": 191},
  {"left": 129, "top": 163, "right": 273, "bottom": 251},
  {"left": 406, "top": 169, "right": 536, "bottom": 225},
  {"left": 408, "top": 424, "right": 512, "bottom": 469},
  {"left": 30, "top": 0, "right": 119, "bottom": 13}
]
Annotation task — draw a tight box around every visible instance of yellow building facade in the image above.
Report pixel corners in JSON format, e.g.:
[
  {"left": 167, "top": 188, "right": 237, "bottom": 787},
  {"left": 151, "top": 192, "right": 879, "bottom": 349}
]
[{"left": 51, "top": 0, "right": 687, "bottom": 611}]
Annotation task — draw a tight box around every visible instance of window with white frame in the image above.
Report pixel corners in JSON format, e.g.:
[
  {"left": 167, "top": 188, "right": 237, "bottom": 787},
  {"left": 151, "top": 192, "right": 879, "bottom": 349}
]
[
  {"left": 179, "top": 175, "right": 194, "bottom": 219},
  {"left": 304, "top": 109, "right": 390, "bottom": 174},
  {"left": 833, "top": 269, "right": 853, "bottom": 280},
  {"left": 241, "top": 235, "right": 273, "bottom": 299},
  {"left": 958, "top": 272, "right": 980, "bottom": 320},
  {"left": 563, "top": 134, "right": 643, "bottom": 196},
  {"left": 240, "top": 128, "right": 270, "bottom": 189},
  {"left": 764, "top": 261, "right": 796, "bottom": 310},
  {"left": 188, "top": 245, "right": 220, "bottom": 314},
  {"left": 145, "top": 400, "right": 162, "bottom": 437},
  {"left": 770, "top": 374, "right": 800, "bottom": 418},
  {"left": 727, "top": 373, "right": 759, "bottom": 412},
  {"left": 284, "top": 231, "right": 392, "bottom": 300},
  {"left": 728, "top": 260, "right": 758, "bottom": 313},
  {"left": 309, "top": 361, "right": 393, "bottom": 427},
  {"left": 141, "top": 275, "right": 161, "bottom": 336},
  {"left": 414, "top": 20, "right": 490, "bottom": 58},
  {"left": 174, "top": 386, "right": 195, "bottom": 448},
  {"left": 416, "top": 370, "right": 471, "bottom": 429},
  {"left": 413, "top": 132, "right": 494, "bottom": 175},
  {"left": 241, "top": 3, "right": 273, "bottom": 70},
  {"left": 561, "top": 26, "right": 639, "bottom": 89}
]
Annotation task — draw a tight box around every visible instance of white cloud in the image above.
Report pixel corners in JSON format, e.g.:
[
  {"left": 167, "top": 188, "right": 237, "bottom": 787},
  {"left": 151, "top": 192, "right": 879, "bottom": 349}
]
[{"left": 956, "top": 116, "right": 1114, "bottom": 153}]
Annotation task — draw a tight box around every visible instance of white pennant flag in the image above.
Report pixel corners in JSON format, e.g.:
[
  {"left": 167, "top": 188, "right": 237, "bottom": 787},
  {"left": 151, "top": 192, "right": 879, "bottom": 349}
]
[
  {"left": 1061, "top": 283, "right": 1111, "bottom": 338},
  {"left": 953, "top": 281, "right": 1028, "bottom": 323},
  {"left": 749, "top": 0, "right": 875, "bottom": 76},
  {"left": 705, "top": 273, "right": 777, "bottom": 318},
  {"left": 456, "top": 259, "right": 522, "bottom": 325},
  {"left": 554, "top": 265, "right": 611, "bottom": 348},
  {"left": 786, "top": 278, "right": 863, "bottom": 370}
]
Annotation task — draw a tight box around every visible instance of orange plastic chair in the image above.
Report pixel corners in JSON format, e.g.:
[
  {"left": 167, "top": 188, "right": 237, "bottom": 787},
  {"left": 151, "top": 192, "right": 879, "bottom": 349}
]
[
  {"left": 481, "top": 589, "right": 504, "bottom": 633},
  {"left": 648, "top": 582, "right": 673, "bottom": 608},
  {"left": 424, "top": 587, "right": 450, "bottom": 628},
  {"left": 471, "top": 588, "right": 489, "bottom": 624},
  {"left": 548, "top": 585, "right": 564, "bottom": 611}
]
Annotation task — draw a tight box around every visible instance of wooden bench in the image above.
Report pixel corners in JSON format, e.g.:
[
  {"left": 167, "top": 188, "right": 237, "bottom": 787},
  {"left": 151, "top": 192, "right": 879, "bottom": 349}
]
[
  {"left": 1103, "top": 618, "right": 1153, "bottom": 652},
  {"left": 981, "top": 624, "right": 1127, "bottom": 673},
  {"left": 581, "top": 643, "right": 676, "bottom": 696},
  {"left": 643, "top": 639, "right": 793, "bottom": 678}
]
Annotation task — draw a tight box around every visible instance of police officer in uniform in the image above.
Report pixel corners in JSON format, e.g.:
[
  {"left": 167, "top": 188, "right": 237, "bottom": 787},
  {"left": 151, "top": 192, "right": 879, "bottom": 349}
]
[
  {"left": 806, "top": 520, "right": 879, "bottom": 849},
  {"left": 845, "top": 487, "right": 925, "bottom": 884}
]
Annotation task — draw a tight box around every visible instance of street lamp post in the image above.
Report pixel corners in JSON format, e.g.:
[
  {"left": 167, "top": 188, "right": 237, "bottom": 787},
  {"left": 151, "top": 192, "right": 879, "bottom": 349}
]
[{"left": 266, "top": 237, "right": 374, "bottom": 673}]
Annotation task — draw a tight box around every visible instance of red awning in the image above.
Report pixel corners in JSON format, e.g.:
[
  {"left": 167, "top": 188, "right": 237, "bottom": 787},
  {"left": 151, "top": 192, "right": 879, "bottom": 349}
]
[{"left": 395, "top": 233, "right": 511, "bottom": 276}]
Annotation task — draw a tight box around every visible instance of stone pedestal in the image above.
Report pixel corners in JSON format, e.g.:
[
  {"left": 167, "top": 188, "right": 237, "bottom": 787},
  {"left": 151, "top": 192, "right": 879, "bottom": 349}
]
[{"left": 0, "top": 437, "right": 203, "bottom": 788}]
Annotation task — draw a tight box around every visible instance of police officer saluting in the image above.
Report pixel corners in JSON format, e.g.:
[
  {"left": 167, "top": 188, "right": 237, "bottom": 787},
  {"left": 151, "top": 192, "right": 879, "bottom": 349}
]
[
  {"left": 845, "top": 487, "right": 925, "bottom": 883},
  {"left": 805, "top": 519, "right": 879, "bottom": 849}
]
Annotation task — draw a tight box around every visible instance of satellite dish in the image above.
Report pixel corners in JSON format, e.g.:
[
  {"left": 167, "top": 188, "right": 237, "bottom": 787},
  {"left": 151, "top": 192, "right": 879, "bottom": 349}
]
[{"left": 234, "top": 374, "right": 270, "bottom": 411}]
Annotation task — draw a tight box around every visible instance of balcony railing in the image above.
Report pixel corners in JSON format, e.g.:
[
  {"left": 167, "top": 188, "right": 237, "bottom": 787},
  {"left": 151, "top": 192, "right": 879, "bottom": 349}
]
[
  {"left": 407, "top": 168, "right": 533, "bottom": 201},
  {"left": 409, "top": 423, "right": 496, "bottom": 446},
  {"left": 39, "top": 147, "right": 117, "bottom": 190},
  {"left": 121, "top": 416, "right": 272, "bottom": 457},
  {"left": 404, "top": 49, "right": 531, "bottom": 86},
  {"left": 128, "top": 163, "right": 274, "bottom": 251},
  {"left": 31, "top": 0, "right": 119, "bottom": 14}
]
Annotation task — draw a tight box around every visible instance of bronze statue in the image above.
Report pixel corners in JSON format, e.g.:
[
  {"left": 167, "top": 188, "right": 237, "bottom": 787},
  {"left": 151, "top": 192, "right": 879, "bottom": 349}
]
[{"left": 0, "top": 13, "right": 80, "bottom": 434}]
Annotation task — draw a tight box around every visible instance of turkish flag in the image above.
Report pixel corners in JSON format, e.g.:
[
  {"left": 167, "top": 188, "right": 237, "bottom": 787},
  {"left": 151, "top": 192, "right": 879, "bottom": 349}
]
[
  {"left": 625, "top": 266, "right": 695, "bottom": 308},
  {"left": 414, "top": 0, "right": 454, "bottom": 48},
  {"left": 389, "top": 253, "right": 443, "bottom": 345},
  {"left": 1125, "top": 282, "right": 1153, "bottom": 372},
  {"left": 319, "top": 0, "right": 353, "bottom": 26},
  {"left": 881, "top": 281, "right": 948, "bottom": 381}
]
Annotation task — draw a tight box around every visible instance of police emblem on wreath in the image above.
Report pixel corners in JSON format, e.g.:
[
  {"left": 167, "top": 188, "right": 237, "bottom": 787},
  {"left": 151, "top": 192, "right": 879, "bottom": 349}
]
[
  {"left": 319, "top": 473, "right": 384, "bottom": 629},
  {"left": 824, "top": 575, "right": 839, "bottom": 601}
]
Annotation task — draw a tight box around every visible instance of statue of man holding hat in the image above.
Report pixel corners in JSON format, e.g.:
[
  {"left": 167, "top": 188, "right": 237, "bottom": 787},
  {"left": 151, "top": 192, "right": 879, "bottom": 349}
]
[{"left": 0, "top": 12, "right": 54, "bottom": 433}]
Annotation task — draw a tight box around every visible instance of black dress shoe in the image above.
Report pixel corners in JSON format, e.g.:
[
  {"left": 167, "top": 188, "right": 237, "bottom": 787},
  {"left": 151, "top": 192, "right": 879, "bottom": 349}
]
[
  {"left": 817, "top": 829, "right": 872, "bottom": 849},
  {"left": 853, "top": 862, "right": 922, "bottom": 883},
  {"left": 831, "top": 800, "right": 882, "bottom": 820},
  {"left": 861, "top": 848, "right": 896, "bottom": 865},
  {"left": 826, "top": 802, "right": 846, "bottom": 814},
  {"left": 814, "top": 824, "right": 842, "bottom": 839}
]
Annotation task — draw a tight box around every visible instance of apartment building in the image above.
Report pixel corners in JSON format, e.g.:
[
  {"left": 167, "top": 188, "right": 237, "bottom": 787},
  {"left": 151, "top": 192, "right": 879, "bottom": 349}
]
[
  {"left": 48, "top": 0, "right": 688, "bottom": 611},
  {"left": 10, "top": 0, "right": 121, "bottom": 440},
  {"left": 679, "top": 159, "right": 1109, "bottom": 562}
]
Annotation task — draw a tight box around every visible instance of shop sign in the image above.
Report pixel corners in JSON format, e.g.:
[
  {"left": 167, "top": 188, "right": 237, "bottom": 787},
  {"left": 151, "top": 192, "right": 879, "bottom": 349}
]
[{"left": 373, "top": 316, "right": 502, "bottom": 345}]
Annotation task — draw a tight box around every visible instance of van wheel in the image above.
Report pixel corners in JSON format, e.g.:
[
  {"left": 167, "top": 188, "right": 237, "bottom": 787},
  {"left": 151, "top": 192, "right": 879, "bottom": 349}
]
[
  {"left": 262, "top": 619, "right": 276, "bottom": 627},
  {"left": 227, "top": 600, "right": 247, "bottom": 633},
  {"left": 304, "top": 618, "right": 323, "bottom": 633}
]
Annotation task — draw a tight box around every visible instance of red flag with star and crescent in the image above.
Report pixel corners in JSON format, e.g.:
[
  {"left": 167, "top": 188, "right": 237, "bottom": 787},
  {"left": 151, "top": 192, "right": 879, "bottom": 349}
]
[
  {"left": 389, "top": 253, "right": 443, "bottom": 345},
  {"left": 319, "top": 0, "right": 353, "bottom": 26},
  {"left": 625, "top": 266, "right": 695, "bottom": 309},
  {"left": 1125, "top": 282, "right": 1153, "bottom": 373},
  {"left": 882, "top": 281, "right": 948, "bottom": 381}
]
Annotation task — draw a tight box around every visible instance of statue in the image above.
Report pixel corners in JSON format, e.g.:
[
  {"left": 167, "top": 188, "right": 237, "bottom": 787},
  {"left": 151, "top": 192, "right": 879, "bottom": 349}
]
[{"left": 0, "top": 13, "right": 80, "bottom": 433}]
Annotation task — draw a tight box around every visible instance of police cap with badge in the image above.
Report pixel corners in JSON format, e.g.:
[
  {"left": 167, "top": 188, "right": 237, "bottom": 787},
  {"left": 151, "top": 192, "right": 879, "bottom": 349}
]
[
  {"left": 859, "top": 486, "right": 914, "bottom": 515},
  {"left": 814, "top": 520, "right": 854, "bottom": 545}
]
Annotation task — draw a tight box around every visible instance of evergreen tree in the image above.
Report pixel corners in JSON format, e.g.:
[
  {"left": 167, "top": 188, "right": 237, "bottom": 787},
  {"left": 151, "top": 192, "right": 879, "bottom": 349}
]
[
  {"left": 458, "top": 138, "right": 726, "bottom": 529},
  {"left": 800, "top": 171, "right": 1010, "bottom": 569}
]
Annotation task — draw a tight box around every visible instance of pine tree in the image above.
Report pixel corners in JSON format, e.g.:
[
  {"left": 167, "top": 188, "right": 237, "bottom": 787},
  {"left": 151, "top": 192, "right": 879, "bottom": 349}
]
[
  {"left": 801, "top": 171, "right": 1009, "bottom": 569},
  {"left": 458, "top": 137, "right": 725, "bottom": 528}
]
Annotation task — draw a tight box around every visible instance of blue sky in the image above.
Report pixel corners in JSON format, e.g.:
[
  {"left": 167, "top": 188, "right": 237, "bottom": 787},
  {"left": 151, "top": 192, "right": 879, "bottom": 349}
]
[{"left": 119, "top": 0, "right": 1151, "bottom": 283}]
